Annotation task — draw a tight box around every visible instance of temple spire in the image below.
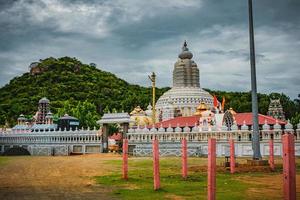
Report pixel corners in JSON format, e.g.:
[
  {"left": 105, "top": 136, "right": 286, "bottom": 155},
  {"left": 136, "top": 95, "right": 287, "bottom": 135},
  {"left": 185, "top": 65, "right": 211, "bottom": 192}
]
[{"left": 182, "top": 40, "right": 188, "bottom": 51}]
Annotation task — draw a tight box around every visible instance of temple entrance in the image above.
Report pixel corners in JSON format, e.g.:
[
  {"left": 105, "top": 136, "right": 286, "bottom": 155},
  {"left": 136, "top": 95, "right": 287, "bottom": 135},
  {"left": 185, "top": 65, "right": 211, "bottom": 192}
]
[{"left": 97, "top": 113, "right": 131, "bottom": 153}]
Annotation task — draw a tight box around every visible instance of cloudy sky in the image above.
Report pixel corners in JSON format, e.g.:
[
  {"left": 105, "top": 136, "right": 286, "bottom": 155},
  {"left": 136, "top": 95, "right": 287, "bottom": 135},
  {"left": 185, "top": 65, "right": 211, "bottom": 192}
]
[{"left": 0, "top": 0, "right": 299, "bottom": 99}]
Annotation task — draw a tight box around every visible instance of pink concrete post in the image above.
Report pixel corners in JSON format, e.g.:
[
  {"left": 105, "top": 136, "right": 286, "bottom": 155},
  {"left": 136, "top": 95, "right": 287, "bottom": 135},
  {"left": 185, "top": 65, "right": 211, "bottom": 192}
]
[
  {"left": 122, "top": 139, "right": 128, "bottom": 180},
  {"left": 182, "top": 138, "right": 188, "bottom": 179},
  {"left": 153, "top": 138, "right": 160, "bottom": 190},
  {"left": 282, "top": 134, "right": 296, "bottom": 200},
  {"left": 229, "top": 139, "right": 235, "bottom": 174},
  {"left": 269, "top": 139, "right": 275, "bottom": 171},
  {"left": 207, "top": 138, "right": 216, "bottom": 200}
]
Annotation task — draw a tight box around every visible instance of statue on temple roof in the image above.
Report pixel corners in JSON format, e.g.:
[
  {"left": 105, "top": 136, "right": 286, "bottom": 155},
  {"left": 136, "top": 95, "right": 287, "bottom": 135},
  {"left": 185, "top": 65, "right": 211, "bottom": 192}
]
[{"left": 129, "top": 106, "right": 153, "bottom": 127}]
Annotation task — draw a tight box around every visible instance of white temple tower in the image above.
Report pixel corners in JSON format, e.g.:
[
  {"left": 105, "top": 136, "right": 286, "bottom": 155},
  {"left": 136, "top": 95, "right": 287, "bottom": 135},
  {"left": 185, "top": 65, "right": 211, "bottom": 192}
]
[{"left": 156, "top": 41, "right": 213, "bottom": 121}]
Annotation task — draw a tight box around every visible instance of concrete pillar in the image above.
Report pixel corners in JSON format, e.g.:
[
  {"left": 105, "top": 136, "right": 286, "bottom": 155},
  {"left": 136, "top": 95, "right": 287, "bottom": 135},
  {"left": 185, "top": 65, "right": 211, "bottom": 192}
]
[
  {"left": 296, "top": 130, "right": 300, "bottom": 141},
  {"left": 102, "top": 124, "right": 108, "bottom": 153},
  {"left": 230, "top": 139, "right": 235, "bottom": 174},
  {"left": 122, "top": 123, "right": 129, "bottom": 134},
  {"left": 208, "top": 138, "right": 216, "bottom": 200},
  {"left": 182, "top": 138, "right": 187, "bottom": 179},
  {"left": 282, "top": 134, "right": 296, "bottom": 200},
  {"left": 269, "top": 139, "right": 275, "bottom": 171},
  {"left": 82, "top": 145, "right": 86, "bottom": 154},
  {"left": 122, "top": 139, "right": 128, "bottom": 180},
  {"left": 152, "top": 138, "right": 160, "bottom": 190}
]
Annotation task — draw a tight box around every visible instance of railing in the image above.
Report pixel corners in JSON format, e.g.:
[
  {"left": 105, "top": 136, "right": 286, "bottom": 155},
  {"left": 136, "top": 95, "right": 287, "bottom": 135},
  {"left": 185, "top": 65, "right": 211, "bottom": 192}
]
[
  {"left": 0, "top": 128, "right": 102, "bottom": 145},
  {"left": 126, "top": 123, "right": 300, "bottom": 143}
]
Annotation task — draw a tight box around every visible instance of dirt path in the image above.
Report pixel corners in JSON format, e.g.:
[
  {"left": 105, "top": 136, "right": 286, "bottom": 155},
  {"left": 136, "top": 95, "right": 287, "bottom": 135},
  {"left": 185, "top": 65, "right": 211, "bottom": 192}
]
[{"left": 0, "top": 154, "right": 121, "bottom": 200}]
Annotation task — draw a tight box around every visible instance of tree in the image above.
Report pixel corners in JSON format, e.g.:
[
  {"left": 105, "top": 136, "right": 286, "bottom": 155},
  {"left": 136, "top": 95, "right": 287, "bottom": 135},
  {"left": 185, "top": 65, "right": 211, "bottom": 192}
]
[
  {"left": 71, "top": 100, "right": 99, "bottom": 129},
  {"left": 57, "top": 100, "right": 99, "bottom": 129},
  {"left": 291, "top": 112, "right": 300, "bottom": 128},
  {"left": 103, "top": 105, "right": 110, "bottom": 113}
]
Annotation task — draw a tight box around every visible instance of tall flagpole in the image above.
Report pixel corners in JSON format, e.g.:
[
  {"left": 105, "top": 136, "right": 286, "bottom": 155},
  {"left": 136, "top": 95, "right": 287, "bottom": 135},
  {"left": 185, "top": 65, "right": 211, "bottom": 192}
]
[
  {"left": 148, "top": 72, "right": 156, "bottom": 124},
  {"left": 248, "top": 0, "right": 262, "bottom": 159}
]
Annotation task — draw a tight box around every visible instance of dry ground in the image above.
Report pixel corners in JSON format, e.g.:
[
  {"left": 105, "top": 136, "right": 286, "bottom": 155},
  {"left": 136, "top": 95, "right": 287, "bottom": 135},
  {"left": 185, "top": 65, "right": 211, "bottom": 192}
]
[
  {"left": 0, "top": 155, "right": 299, "bottom": 200},
  {"left": 0, "top": 154, "right": 120, "bottom": 200}
]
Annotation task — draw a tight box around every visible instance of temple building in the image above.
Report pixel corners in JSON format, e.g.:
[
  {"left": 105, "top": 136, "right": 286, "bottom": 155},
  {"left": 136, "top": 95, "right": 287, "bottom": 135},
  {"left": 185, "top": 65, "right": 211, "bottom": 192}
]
[
  {"left": 11, "top": 97, "right": 80, "bottom": 132},
  {"left": 155, "top": 41, "right": 213, "bottom": 121},
  {"left": 267, "top": 99, "right": 286, "bottom": 121}
]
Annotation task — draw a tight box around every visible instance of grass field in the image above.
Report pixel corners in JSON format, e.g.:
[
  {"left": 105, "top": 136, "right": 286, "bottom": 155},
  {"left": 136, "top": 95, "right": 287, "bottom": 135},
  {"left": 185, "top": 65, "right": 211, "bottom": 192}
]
[{"left": 96, "top": 157, "right": 300, "bottom": 200}]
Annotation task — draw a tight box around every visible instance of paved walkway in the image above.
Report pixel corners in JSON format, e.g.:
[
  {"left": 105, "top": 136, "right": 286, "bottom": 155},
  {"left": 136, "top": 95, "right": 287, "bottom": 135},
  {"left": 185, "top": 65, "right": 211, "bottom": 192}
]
[{"left": 0, "top": 155, "right": 119, "bottom": 200}]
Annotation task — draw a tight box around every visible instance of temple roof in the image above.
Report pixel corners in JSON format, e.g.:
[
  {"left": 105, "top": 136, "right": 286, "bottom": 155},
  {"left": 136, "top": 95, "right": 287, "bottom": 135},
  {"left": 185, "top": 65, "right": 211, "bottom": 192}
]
[
  {"left": 17, "top": 114, "right": 27, "bottom": 121},
  {"left": 97, "top": 113, "right": 133, "bottom": 124},
  {"left": 235, "top": 113, "right": 286, "bottom": 126},
  {"left": 155, "top": 116, "right": 200, "bottom": 128},
  {"left": 12, "top": 125, "right": 30, "bottom": 130},
  {"left": 153, "top": 112, "right": 286, "bottom": 128},
  {"left": 59, "top": 114, "right": 78, "bottom": 120},
  {"left": 31, "top": 124, "right": 57, "bottom": 130},
  {"left": 39, "top": 97, "right": 50, "bottom": 104}
]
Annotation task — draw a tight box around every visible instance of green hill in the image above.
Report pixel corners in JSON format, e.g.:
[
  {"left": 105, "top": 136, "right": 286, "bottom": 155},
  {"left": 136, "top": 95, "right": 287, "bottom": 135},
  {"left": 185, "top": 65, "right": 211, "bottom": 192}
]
[
  {"left": 0, "top": 57, "right": 169, "bottom": 127},
  {"left": 0, "top": 56, "right": 299, "bottom": 127}
]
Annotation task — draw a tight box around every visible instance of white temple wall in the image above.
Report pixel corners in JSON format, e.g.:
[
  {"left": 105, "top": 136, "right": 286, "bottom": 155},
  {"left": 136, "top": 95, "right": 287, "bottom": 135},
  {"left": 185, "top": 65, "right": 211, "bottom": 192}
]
[
  {"left": 127, "top": 127, "right": 300, "bottom": 157},
  {"left": 0, "top": 129, "right": 102, "bottom": 156},
  {"left": 130, "top": 141, "right": 299, "bottom": 157}
]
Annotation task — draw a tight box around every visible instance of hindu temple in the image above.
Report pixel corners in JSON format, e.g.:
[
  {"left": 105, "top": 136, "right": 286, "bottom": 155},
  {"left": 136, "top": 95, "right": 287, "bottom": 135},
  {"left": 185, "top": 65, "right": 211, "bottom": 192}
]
[{"left": 155, "top": 41, "right": 213, "bottom": 121}]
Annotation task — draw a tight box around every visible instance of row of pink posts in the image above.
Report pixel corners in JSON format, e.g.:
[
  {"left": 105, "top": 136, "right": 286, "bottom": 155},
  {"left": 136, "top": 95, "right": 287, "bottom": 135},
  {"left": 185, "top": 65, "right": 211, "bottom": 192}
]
[
  {"left": 123, "top": 134, "right": 296, "bottom": 199},
  {"left": 182, "top": 138, "right": 188, "bottom": 179},
  {"left": 122, "top": 139, "right": 128, "bottom": 180},
  {"left": 282, "top": 134, "right": 296, "bottom": 200},
  {"left": 207, "top": 138, "right": 216, "bottom": 200},
  {"left": 153, "top": 138, "right": 161, "bottom": 190},
  {"left": 229, "top": 139, "right": 235, "bottom": 174},
  {"left": 269, "top": 138, "right": 275, "bottom": 171}
]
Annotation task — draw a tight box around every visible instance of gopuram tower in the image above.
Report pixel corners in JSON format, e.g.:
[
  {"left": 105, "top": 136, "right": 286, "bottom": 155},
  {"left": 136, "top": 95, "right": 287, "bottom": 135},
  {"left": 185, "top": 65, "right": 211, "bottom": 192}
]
[
  {"left": 156, "top": 41, "right": 213, "bottom": 121},
  {"left": 267, "top": 99, "right": 286, "bottom": 121},
  {"left": 36, "top": 97, "right": 50, "bottom": 124}
]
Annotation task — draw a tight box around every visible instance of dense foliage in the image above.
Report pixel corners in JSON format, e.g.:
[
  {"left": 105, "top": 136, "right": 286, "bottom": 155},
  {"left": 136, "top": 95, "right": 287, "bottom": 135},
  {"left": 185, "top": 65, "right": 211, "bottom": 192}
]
[
  {"left": 206, "top": 89, "right": 300, "bottom": 121},
  {"left": 0, "top": 57, "right": 168, "bottom": 127},
  {"left": 0, "top": 57, "right": 299, "bottom": 127}
]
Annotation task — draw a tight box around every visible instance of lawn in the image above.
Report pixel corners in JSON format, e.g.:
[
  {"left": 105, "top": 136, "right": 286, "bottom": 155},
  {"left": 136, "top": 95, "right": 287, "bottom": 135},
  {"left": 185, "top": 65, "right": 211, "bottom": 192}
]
[
  {"left": 0, "top": 157, "right": 10, "bottom": 166},
  {"left": 95, "top": 157, "right": 299, "bottom": 200}
]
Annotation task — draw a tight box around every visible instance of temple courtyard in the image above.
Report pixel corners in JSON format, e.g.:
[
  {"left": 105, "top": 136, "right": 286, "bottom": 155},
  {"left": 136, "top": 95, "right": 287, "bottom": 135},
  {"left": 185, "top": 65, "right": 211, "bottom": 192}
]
[{"left": 0, "top": 155, "right": 299, "bottom": 200}]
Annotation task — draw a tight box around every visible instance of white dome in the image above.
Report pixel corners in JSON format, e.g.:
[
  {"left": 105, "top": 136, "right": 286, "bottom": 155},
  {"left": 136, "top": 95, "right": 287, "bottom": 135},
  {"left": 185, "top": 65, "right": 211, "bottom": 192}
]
[{"left": 156, "top": 87, "right": 213, "bottom": 121}]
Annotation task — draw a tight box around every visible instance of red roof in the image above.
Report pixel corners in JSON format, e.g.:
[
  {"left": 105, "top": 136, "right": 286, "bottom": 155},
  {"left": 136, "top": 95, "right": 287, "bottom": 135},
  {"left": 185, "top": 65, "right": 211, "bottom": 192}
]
[
  {"left": 155, "top": 116, "right": 200, "bottom": 128},
  {"left": 235, "top": 113, "right": 286, "bottom": 126},
  {"left": 154, "top": 112, "right": 286, "bottom": 128}
]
